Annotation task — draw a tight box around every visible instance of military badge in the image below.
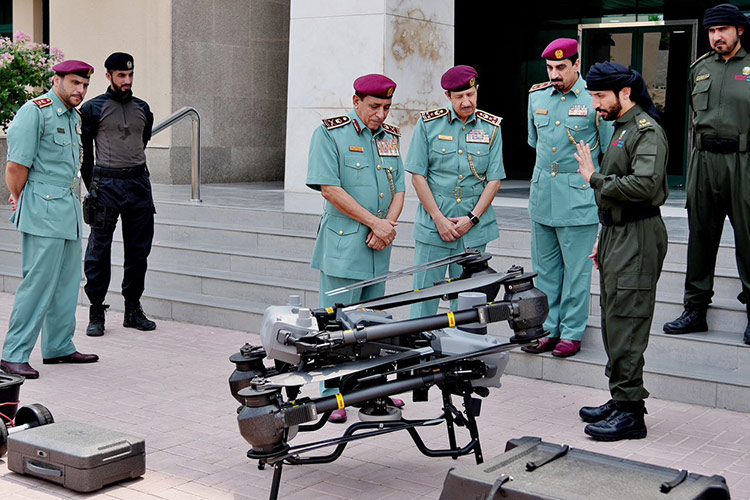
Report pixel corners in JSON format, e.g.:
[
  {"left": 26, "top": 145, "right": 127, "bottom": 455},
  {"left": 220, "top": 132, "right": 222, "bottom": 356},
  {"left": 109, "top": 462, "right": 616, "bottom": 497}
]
[
  {"left": 376, "top": 138, "right": 400, "bottom": 157},
  {"left": 466, "top": 129, "right": 490, "bottom": 144},
  {"left": 536, "top": 109, "right": 548, "bottom": 115},
  {"left": 568, "top": 104, "right": 588, "bottom": 116},
  {"left": 32, "top": 97, "right": 53, "bottom": 108},
  {"left": 349, "top": 146, "right": 365, "bottom": 152},
  {"left": 696, "top": 73, "right": 710, "bottom": 82},
  {"left": 555, "top": 49, "right": 564, "bottom": 59},
  {"left": 438, "top": 135, "right": 453, "bottom": 141},
  {"left": 322, "top": 115, "right": 351, "bottom": 130},
  {"left": 381, "top": 123, "right": 400, "bottom": 136},
  {"left": 612, "top": 129, "right": 627, "bottom": 148}
]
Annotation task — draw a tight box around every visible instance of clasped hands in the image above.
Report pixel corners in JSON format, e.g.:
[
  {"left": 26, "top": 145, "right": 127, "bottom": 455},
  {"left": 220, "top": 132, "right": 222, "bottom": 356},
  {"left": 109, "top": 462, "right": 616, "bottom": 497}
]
[
  {"left": 436, "top": 214, "right": 473, "bottom": 242},
  {"left": 367, "top": 217, "right": 398, "bottom": 251}
]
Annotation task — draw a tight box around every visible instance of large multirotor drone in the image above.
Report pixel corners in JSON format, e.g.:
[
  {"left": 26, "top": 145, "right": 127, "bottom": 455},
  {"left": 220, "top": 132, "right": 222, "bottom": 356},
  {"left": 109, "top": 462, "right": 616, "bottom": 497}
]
[{"left": 228, "top": 250, "right": 549, "bottom": 499}]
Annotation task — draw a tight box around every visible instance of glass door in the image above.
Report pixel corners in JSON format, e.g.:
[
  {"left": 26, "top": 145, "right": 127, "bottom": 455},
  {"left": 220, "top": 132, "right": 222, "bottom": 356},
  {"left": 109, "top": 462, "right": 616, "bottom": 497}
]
[{"left": 580, "top": 21, "right": 697, "bottom": 187}]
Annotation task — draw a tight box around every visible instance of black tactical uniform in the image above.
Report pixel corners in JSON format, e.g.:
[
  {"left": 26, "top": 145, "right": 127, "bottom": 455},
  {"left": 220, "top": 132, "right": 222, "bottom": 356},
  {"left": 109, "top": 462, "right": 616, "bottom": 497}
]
[{"left": 80, "top": 52, "right": 156, "bottom": 335}]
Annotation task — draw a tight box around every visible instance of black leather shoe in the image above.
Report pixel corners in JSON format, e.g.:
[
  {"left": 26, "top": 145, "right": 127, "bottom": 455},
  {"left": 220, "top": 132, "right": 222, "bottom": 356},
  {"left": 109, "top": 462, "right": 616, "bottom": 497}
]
[
  {"left": 744, "top": 323, "right": 750, "bottom": 345},
  {"left": 579, "top": 399, "right": 617, "bottom": 423},
  {"left": 663, "top": 304, "right": 708, "bottom": 334},
  {"left": 43, "top": 351, "right": 99, "bottom": 364},
  {"left": 0, "top": 360, "right": 39, "bottom": 379},
  {"left": 584, "top": 409, "right": 647, "bottom": 441},
  {"left": 123, "top": 301, "right": 156, "bottom": 331},
  {"left": 86, "top": 303, "right": 109, "bottom": 337}
]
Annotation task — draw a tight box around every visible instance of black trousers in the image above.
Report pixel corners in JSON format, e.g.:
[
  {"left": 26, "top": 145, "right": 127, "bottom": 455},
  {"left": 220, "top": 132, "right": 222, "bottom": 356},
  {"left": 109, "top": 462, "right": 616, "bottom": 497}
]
[{"left": 84, "top": 172, "right": 155, "bottom": 306}]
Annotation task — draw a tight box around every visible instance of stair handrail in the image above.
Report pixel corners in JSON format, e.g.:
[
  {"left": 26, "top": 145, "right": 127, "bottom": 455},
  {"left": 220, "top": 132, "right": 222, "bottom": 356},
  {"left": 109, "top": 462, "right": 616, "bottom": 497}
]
[{"left": 152, "top": 106, "right": 201, "bottom": 202}]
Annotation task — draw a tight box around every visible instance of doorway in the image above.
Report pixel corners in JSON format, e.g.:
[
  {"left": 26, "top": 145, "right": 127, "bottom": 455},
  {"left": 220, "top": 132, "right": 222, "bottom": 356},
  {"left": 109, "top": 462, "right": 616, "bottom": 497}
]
[{"left": 580, "top": 21, "right": 697, "bottom": 187}]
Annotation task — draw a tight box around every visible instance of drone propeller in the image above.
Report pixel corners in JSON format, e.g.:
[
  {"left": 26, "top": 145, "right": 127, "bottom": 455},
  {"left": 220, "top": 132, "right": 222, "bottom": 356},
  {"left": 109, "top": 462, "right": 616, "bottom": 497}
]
[
  {"left": 326, "top": 249, "right": 481, "bottom": 296},
  {"left": 346, "top": 269, "right": 521, "bottom": 311}
]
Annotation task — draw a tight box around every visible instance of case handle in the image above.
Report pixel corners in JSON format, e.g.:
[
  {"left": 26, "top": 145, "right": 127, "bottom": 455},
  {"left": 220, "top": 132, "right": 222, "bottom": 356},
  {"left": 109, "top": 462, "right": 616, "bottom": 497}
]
[{"left": 26, "top": 460, "right": 63, "bottom": 477}]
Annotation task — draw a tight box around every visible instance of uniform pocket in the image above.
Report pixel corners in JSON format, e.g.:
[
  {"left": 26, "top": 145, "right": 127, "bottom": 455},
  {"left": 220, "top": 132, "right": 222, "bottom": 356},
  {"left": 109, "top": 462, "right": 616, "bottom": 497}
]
[
  {"left": 567, "top": 173, "right": 594, "bottom": 210},
  {"left": 342, "top": 153, "right": 370, "bottom": 186},
  {"left": 614, "top": 273, "right": 653, "bottom": 318},
  {"left": 31, "top": 182, "right": 71, "bottom": 221},
  {"left": 691, "top": 79, "right": 711, "bottom": 112},
  {"left": 534, "top": 115, "right": 550, "bottom": 127}
]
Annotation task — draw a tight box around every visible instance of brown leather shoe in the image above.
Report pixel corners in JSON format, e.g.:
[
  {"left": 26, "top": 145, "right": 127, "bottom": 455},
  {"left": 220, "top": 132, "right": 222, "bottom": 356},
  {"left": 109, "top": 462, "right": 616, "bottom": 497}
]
[
  {"left": 521, "top": 336, "right": 558, "bottom": 354},
  {"left": 0, "top": 360, "right": 39, "bottom": 379},
  {"left": 552, "top": 339, "right": 581, "bottom": 357},
  {"left": 43, "top": 351, "right": 99, "bottom": 364}
]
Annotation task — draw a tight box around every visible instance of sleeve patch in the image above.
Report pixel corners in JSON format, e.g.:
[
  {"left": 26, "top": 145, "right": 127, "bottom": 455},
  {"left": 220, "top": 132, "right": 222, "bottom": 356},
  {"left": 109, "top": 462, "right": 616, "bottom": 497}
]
[
  {"left": 476, "top": 110, "right": 503, "bottom": 126},
  {"left": 381, "top": 122, "right": 400, "bottom": 136},
  {"left": 32, "top": 97, "right": 53, "bottom": 108},
  {"left": 322, "top": 115, "right": 351, "bottom": 130},
  {"left": 529, "top": 81, "right": 553, "bottom": 93},
  {"left": 420, "top": 108, "right": 449, "bottom": 122}
]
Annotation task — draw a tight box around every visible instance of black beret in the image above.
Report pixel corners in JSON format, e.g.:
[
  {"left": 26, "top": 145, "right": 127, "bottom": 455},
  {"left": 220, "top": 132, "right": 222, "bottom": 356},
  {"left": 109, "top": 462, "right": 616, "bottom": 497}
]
[
  {"left": 105, "top": 52, "right": 134, "bottom": 71},
  {"left": 704, "top": 3, "right": 749, "bottom": 28}
]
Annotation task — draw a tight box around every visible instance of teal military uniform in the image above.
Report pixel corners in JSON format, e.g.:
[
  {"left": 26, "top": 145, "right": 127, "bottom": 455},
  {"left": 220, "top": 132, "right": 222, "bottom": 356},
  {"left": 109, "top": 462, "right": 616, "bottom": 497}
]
[
  {"left": 406, "top": 107, "right": 505, "bottom": 318},
  {"left": 3, "top": 89, "right": 84, "bottom": 363},
  {"left": 307, "top": 109, "right": 405, "bottom": 308},
  {"left": 590, "top": 104, "right": 669, "bottom": 402},
  {"left": 528, "top": 76, "right": 614, "bottom": 342}
]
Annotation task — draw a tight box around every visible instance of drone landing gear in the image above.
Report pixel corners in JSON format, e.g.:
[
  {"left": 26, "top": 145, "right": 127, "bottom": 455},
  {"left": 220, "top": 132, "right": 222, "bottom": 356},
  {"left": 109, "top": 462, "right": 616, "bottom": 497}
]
[{"left": 254, "top": 388, "right": 484, "bottom": 500}]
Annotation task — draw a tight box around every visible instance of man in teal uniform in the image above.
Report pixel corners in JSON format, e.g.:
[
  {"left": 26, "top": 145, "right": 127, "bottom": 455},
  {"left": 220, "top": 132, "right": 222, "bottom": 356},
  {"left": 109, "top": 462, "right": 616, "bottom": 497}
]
[
  {"left": 407, "top": 65, "right": 504, "bottom": 318},
  {"left": 522, "top": 39, "right": 614, "bottom": 358},
  {"left": 2, "top": 61, "right": 100, "bottom": 379},
  {"left": 307, "top": 74, "right": 405, "bottom": 422},
  {"left": 663, "top": 4, "right": 750, "bottom": 345},
  {"left": 575, "top": 62, "right": 669, "bottom": 441}
]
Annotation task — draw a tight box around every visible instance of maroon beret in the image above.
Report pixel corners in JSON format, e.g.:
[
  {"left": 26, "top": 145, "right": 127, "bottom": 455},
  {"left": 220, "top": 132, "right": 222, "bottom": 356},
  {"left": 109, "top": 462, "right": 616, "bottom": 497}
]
[
  {"left": 52, "top": 60, "right": 94, "bottom": 78},
  {"left": 441, "top": 65, "right": 478, "bottom": 91},
  {"left": 353, "top": 74, "right": 397, "bottom": 99},
  {"left": 541, "top": 38, "right": 578, "bottom": 60}
]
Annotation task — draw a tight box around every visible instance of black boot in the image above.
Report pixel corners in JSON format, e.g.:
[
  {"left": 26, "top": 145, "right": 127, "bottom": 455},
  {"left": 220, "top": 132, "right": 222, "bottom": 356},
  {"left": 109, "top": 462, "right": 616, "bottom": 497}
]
[
  {"left": 123, "top": 300, "right": 156, "bottom": 331},
  {"left": 584, "top": 401, "right": 647, "bottom": 441},
  {"left": 663, "top": 304, "right": 708, "bottom": 334},
  {"left": 86, "top": 304, "right": 109, "bottom": 337},
  {"left": 579, "top": 399, "right": 617, "bottom": 423}
]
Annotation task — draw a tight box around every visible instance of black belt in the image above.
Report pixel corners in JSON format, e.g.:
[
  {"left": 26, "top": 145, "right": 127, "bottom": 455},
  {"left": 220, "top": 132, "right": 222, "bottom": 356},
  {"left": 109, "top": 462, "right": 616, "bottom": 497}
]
[
  {"left": 700, "top": 136, "right": 750, "bottom": 154},
  {"left": 93, "top": 164, "right": 147, "bottom": 179},
  {"left": 599, "top": 206, "right": 660, "bottom": 227}
]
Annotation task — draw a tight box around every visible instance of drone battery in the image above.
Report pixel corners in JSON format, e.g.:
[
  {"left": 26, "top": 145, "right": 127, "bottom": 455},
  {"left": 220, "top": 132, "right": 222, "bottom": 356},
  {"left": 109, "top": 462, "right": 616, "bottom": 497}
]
[
  {"left": 439, "top": 436, "right": 730, "bottom": 500},
  {"left": 7, "top": 421, "right": 145, "bottom": 492}
]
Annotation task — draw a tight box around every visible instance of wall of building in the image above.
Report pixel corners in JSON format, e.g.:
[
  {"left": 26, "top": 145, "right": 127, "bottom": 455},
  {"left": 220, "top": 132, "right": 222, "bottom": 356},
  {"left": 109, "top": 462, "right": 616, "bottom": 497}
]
[{"left": 169, "top": 0, "right": 290, "bottom": 184}]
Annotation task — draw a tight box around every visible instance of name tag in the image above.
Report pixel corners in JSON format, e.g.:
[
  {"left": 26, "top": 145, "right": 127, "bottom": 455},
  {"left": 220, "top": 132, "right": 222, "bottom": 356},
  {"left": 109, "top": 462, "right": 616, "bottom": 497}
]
[
  {"left": 466, "top": 129, "right": 490, "bottom": 144},
  {"left": 696, "top": 73, "right": 710, "bottom": 82},
  {"left": 57, "top": 128, "right": 66, "bottom": 134},
  {"left": 349, "top": 146, "right": 365, "bottom": 152},
  {"left": 568, "top": 104, "right": 588, "bottom": 116},
  {"left": 438, "top": 134, "right": 453, "bottom": 141},
  {"left": 376, "top": 138, "right": 400, "bottom": 157},
  {"left": 536, "top": 109, "right": 548, "bottom": 115}
]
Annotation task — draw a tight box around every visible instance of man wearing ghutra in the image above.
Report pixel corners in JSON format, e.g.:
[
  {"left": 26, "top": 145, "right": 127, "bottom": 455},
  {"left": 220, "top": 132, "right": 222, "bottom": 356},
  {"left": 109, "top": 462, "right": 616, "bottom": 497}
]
[{"left": 574, "top": 62, "right": 668, "bottom": 441}]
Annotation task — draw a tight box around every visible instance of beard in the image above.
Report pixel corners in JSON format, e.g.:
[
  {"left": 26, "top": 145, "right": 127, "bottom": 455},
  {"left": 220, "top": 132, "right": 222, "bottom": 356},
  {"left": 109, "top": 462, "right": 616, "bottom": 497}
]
[
  {"left": 597, "top": 96, "right": 622, "bottom": 121},
  {"left": 111, "top": 80, "right": 133, "bottom": 98},
  {"left": 713, "top": 37, "right": 738, "bottom": 55}
]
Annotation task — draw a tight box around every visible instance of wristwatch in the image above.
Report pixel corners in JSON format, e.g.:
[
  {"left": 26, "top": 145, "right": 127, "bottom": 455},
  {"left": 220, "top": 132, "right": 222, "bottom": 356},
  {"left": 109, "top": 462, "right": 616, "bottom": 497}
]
[{"left": 468, "top": 211, "right": 480, "bottom": 226}]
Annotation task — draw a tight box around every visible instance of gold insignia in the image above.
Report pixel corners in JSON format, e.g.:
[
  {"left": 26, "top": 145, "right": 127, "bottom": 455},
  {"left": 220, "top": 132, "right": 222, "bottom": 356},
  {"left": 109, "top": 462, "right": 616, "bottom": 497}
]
[
  {"left": 476, "top": 109, "right": 502, "bottom": 126},
  {"left": 637, "top": 118, "right": 653, "bottom": 130},
  {"left": 352, "top": 119, "right": 361, "bottom": 134},
  {"left": 536, "top": 109, "right": 548, "bottom": 115},
  {"left": 349, "top": 146, "right": 364, "bottom": 152},
  {"left": 743, "top": 66, "right": 750, "bottom": 76},
  {"left": 696, "top": 73, "right": 710, "bottom": 82},
  {"left": 127, "top": 60, "right": 133, "bottom": 69},
  {"left": 555, "top": 49, "right": 564, "bottom": 59},
  {"left": 32, "top": 97, "right": 53, "bottom": 108},
  {"left": 381, "top": 122, "right": 400, "bottom": 136},
  {"left": 469, "top": 78, "right": 476, "bottom": 87},
  {"left": 386, "top": 87, "right": 394, "bottom": 97},
  {"left": 438, "top": 134, "right": 453, "bottom": 141},
  {"left": 529, "top": 81, "right": 553, "bottom": 93},
  {"left": 420, "top": 107, "right": 449, "bottom": 122},
  {"left": 322, "top": 115, "right": 351, "bottom": 130}
]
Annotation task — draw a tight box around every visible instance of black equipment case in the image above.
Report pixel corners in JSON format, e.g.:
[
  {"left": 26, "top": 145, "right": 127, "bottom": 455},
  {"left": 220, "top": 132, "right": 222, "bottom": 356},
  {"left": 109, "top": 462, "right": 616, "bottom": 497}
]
[
  {"left": 439, "top": 436, "right": 730, "bottom": 500},
  {"left": 7, "top": 421, "right": 146, "bottom": 492}
]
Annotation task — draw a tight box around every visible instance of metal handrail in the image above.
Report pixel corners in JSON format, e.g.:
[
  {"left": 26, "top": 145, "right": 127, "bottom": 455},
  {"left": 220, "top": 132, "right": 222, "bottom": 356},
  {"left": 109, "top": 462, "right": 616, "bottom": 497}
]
[{"left": 152, "top": 106, "right": 201, "bottom": 202}]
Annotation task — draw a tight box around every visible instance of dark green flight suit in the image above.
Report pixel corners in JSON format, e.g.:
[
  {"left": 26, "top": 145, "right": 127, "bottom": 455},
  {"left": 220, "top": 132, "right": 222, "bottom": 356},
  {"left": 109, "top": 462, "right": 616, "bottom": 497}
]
[
  {"left": 686, "top": 47, "right": 750, "bottom": 308},
  {"left": 589, "top": 104, "right": 669, "bottom": 402}
]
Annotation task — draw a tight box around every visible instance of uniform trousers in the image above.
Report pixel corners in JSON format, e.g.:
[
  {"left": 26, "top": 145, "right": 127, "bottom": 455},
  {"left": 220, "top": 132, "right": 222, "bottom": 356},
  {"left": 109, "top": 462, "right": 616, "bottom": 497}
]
[
  {"left": 599, "top": 216, "right": 667, "bottom": 402},
  {"left": 3, "top": 233, "right": 80, "bottom": 362},
  {"left": 531, "top": 222, "right": 598, "bottom": 341},
  {"left": 410, "top": 241, "right": 486, "bottom": 319},
  {"left": 84, "top": 173, "right": 154, "bottom": 305},
  {"left": 685, "top": 150, "right": 750, "bottom": 306}
]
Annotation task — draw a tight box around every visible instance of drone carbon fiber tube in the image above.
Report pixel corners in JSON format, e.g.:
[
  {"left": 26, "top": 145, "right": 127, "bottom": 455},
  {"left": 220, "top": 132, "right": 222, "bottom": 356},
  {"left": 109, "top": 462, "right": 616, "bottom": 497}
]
[{"left": 338, "top": 303, "right": 512, "bottom": 346}]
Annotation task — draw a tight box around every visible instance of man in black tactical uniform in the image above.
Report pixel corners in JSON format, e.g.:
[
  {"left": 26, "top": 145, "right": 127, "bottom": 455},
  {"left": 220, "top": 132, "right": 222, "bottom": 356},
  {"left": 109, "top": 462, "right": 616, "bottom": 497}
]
[{"left": 80, "top": 52, "right": 157, "bottom": 336}]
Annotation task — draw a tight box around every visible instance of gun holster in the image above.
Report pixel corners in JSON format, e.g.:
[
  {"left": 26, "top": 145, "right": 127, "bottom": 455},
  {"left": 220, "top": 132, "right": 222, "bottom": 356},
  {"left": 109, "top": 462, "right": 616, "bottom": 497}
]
[{"left": 82, "top": 172, "right": 107, "bottom": 228}]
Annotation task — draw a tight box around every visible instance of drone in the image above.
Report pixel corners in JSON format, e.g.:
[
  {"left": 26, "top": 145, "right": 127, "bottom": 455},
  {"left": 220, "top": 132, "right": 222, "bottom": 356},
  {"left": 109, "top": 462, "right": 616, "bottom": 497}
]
[{"left": 228, "top": 250, "right": 549, "bottom": 500}]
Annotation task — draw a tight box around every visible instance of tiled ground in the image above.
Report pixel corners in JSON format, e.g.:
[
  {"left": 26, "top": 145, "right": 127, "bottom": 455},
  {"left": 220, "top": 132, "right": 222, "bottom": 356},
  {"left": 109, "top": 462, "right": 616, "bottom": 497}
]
[{"left": 1, "top": 291, "right": 749, "bottom": 499}]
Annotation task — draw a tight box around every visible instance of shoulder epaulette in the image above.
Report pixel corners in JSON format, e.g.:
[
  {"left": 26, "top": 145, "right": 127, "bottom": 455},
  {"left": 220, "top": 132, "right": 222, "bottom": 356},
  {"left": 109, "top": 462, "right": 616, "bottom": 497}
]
[
  {"left": 381, "top": 123, "right": 400, "bottom": 136},
  {"left": 690, "top": 51, "right": 714, "bottom": 69},
  {"left": 322, "top": 115, "right": 351, "bottom": 130},
  {"left": 476, "top": 110, "right": 502, "bottom": 126},
  {"left": 420, "top": 107, "right": 449, "bottom": 122},
  {"left": 32, "top": 97, "right": 53, "bottom": 109},
  {"left": 637, "top": 117, "right": 655, "bottom": 131},
  {"left": 529, "top": 81, "right": 553, "bottom": 93}
]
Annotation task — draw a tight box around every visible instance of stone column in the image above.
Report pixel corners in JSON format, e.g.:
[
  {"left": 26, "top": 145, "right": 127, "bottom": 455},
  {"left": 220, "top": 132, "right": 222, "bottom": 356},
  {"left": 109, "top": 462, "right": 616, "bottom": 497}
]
[{"left": 284, "top": 0, "right": 454, "bottom": 198}]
